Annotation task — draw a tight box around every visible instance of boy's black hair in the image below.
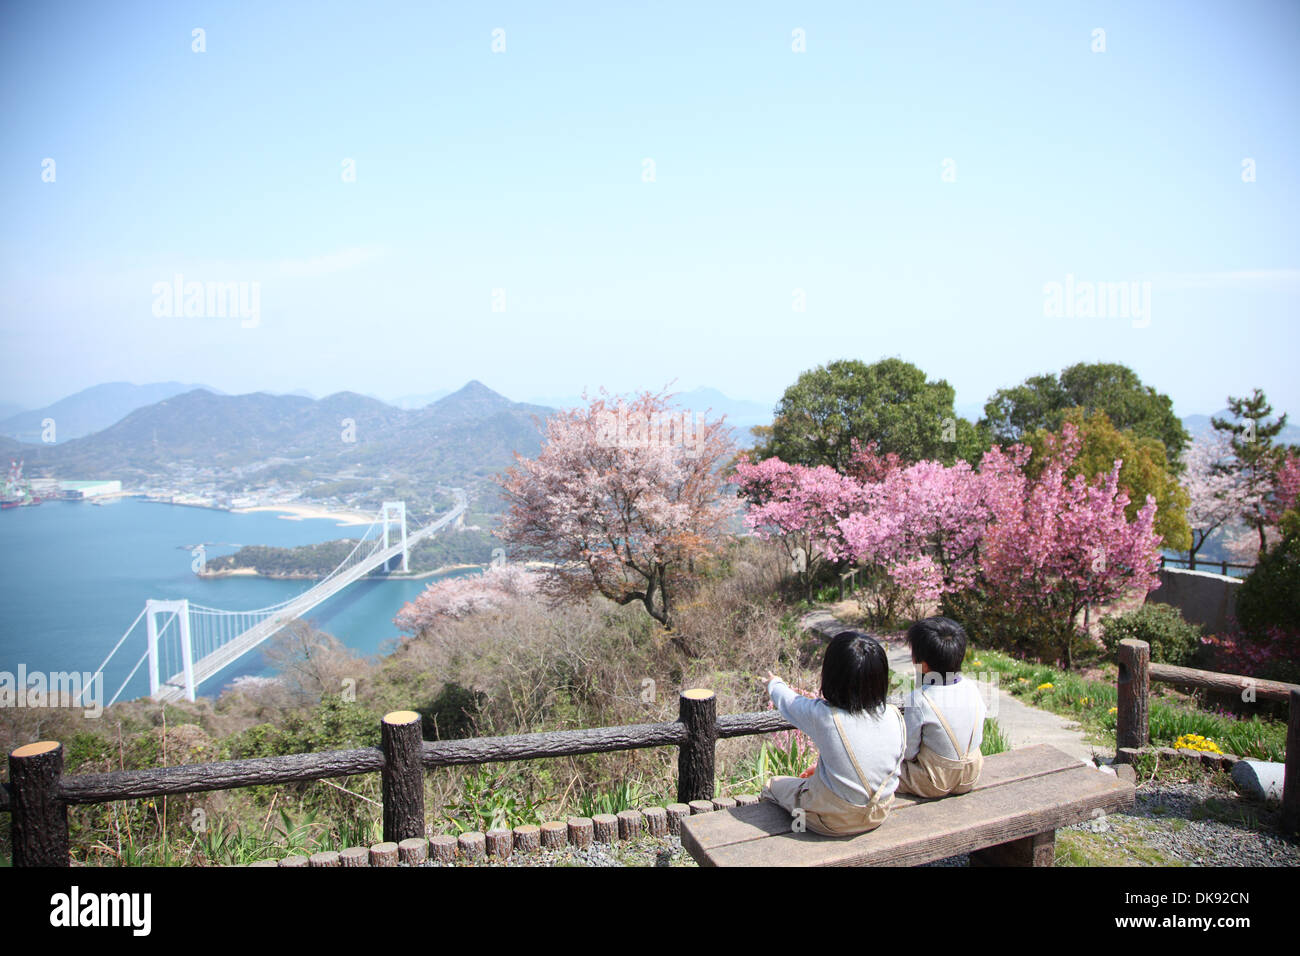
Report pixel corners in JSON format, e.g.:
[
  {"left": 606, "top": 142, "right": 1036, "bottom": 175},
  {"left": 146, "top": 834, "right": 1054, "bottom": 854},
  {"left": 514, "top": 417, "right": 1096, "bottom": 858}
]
[
  {"left": 906, "top": 616, "right": 968, "bottom": 677},
  {"left": 820, "top": 629, "right": 889, "bottom": 715}
]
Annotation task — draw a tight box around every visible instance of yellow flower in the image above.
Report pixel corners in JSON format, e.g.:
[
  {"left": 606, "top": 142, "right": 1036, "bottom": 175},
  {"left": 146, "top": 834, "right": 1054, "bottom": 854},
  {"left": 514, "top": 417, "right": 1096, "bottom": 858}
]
[
  {"left": 971, "top": 660, "right": 984, "bottom": 668},
  {"left": 1037, "top": 682, "right": 1054, "bottom": 691},
  {"left": 1108, "top": 706, "right": 1118, "bottom": 715},
  {"left": 1017, "top": 677, "right": 1029, "bottom": 684},
  {"left": 1173, "top": 733, "right": 1223, "bottom": 755}
]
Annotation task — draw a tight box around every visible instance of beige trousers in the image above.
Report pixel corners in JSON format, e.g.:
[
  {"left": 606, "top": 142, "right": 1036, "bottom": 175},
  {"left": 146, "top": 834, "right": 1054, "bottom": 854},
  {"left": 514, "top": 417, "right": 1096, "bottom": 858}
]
[
  {"left": 761, "top": 771, "right": 892, "bottom": 837},
  {"left": 896, "top": 744, "right": 983, "bottom": 798}
]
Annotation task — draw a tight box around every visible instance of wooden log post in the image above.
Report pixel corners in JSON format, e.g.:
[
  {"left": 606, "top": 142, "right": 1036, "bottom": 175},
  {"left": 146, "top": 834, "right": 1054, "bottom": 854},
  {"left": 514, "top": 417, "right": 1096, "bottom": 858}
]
[
  {"left": 1116, "top": 640, "right": 1150, "bottom": 759},
  {"left": 485, "top": 829, "right": 513, "bottom": 858},
  {"left": 540, "top": 820, "right": 568, "bottom": 848},
  {"left": 398, "top": 837, "right": 428, "bottom": 865},
  {"left": 381, "top": 711, "right": 425, "bottom": 843},
  {"left": 429, "top": 834, "right": 458, "bottom": 862},
  {"left": 567, "top": 817, "right": 594, "bottom": 847},
  {"left": 369, "top": 842, "right": 399, "bottom": 866},
  {"left": 677, "top": 689, "right": 717, "bottom": 803},
  {"left": 1284, "top": 690, "right": 1300, "bottom": 835},
  {"left": 9, "top": 741, "right": 70, "bottom": 867},
  {"left": 617, "top": 809, "right": 644, "bottom": 840},
  {"left": 513, "top": 824, "right": 541, "bottom": 853},
  {"left": 642, "top": 807, "right": 668, "bottom": 838},
  {"left": 339, "top": 846, "right": 369, "bottom": 867},
  {"left": 591, "top": 813, "right": 618, "bottom": 843},
  {"left": 665, "top": 803, "right": 690, "bottom": 834}
]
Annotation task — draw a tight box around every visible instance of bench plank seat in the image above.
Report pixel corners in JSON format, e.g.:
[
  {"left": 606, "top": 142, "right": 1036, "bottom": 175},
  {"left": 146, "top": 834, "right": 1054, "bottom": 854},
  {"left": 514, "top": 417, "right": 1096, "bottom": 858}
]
[{"left": 681, "top": 744, "right": 1133, "bottom": 867}]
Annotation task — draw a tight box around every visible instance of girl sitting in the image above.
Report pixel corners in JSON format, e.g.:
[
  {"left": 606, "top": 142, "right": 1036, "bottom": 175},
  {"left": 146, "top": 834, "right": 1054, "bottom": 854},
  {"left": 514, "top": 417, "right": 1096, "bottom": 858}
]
[{"left": 759, "top": 629, "right": 906, "bottom": 836}]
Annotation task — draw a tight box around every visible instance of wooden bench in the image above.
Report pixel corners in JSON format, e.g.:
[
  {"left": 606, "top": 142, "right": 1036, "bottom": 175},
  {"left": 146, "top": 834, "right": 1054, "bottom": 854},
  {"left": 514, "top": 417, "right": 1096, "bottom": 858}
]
[{"left": 680, "top": 744, "right": 1135, "bottom": 866}]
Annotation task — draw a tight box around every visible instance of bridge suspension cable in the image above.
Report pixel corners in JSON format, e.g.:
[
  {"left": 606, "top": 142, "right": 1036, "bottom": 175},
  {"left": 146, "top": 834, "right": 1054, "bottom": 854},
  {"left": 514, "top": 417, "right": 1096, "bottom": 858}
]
[{"left": 88, "top": 492, "right": 465, "bottom": 705}]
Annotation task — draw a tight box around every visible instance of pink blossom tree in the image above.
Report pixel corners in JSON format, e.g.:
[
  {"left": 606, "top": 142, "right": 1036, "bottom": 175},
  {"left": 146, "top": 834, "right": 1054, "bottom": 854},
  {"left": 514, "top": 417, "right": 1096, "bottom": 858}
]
[
  {"left": 495, "top": 388, "right": 735, "bottom": 643},
  {"left": 1218, "top": 451, "right": 1300, "bottom": 563},
  {"left": 1180, "top": 431, "right": 1249, "bottom": 569},
  {"left": 1266, "top": 452, "right": 1300, "bottom": 527},
  {"left": 394, "top": 564, "right": 540, "bottom": 636},
  {"left": 732, "top": 455, "right": 867, "bottom": 600},
  {"left": 979, "top": 424, "right": 1163, "bottom": 669},
  {"left": 837, "top": 458, "right": 993, "bottom": 609}
]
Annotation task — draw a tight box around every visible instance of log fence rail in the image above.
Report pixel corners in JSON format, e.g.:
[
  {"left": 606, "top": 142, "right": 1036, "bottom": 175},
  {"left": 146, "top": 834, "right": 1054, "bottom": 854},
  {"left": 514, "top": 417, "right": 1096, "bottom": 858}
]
[
  {"left": 1115, "top": 638, "right": 1298, "bottom": 833},
  {"left": 2, "top": 690, "right": 792, "bottom": 866}
]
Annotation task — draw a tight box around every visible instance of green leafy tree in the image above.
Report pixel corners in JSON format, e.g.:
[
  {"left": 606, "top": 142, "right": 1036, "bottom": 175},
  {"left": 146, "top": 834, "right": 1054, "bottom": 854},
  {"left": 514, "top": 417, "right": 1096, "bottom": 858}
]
[
  {"left": 1026, "top": 409, "right": 1191, "bottom": 552},
  {"left": 983, "top": 362, "right": 1188, "bottom": 466},
  {"left": 1211, "top": 389, "right": 1290, "bottom": 556},
  {"left": 764, "top": 358, "right": 968, "bottom": 468}
]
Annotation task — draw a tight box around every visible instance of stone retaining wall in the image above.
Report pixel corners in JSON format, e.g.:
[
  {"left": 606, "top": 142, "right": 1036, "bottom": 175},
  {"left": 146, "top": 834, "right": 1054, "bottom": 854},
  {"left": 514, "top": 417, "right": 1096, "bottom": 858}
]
[{"left": 1146, "top": 567, "right": 1241, "bottom": 634}]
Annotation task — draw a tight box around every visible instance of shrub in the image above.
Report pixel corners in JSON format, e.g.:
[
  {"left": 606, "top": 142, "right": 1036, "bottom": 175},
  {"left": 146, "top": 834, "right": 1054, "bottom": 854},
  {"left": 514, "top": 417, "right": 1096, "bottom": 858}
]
[
  {"left": 1100, "top": 603, "right": 1202, "bottom": 666},
  {"left": 1235, "top": 532, "right": 1300, "bottom": 642}
]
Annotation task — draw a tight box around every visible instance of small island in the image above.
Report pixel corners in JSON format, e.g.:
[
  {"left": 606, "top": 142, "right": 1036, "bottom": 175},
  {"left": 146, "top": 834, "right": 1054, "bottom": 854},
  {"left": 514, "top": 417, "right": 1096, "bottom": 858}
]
[{"left": 200, "top": 526, "right": 500, "bottom": 579}]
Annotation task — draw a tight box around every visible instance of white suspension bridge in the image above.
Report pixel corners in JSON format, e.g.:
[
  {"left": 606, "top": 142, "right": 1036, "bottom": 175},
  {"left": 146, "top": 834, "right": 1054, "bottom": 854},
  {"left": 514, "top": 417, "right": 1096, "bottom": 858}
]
[{"left": 87, "top": 490, "right": 467, "bottom": 705}]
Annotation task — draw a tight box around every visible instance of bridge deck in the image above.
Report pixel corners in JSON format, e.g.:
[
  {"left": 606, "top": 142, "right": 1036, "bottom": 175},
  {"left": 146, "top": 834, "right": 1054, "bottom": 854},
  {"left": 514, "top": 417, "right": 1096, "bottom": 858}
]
[{"left": 153, "top": 493, "right": 465, "bottom": 702}]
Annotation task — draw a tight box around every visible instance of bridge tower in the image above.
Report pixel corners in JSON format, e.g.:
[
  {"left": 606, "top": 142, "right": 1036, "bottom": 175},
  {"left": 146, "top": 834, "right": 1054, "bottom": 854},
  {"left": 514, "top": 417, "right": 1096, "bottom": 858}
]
[
  {"left": 146, "top": 598, "right": 195, "bottom": 702},
  {"left": 381, "top": 501, "right": 409, "bottom": 573}
]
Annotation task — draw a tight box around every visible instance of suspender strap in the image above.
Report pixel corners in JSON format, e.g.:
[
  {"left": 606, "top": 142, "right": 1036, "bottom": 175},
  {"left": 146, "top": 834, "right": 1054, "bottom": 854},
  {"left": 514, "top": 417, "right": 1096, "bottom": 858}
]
[
  {"left": 924, "top": 695, "right": 976, "bottom": 759},
  {"left": 831, "top": 706, "right": 906, "bottom": 808}
]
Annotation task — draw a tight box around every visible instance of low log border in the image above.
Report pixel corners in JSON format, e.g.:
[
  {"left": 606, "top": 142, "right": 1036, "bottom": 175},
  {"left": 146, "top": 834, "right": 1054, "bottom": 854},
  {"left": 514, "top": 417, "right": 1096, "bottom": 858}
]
[
  {"left": 1, "top": 689, "right": 796, "bottom": 865},
  {"left": 1116, "top": 640, "right": 1298, "bottom": 834}
]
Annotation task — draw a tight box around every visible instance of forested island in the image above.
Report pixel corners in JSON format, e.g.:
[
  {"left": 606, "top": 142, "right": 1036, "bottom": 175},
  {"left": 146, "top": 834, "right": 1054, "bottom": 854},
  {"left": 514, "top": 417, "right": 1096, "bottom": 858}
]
[{"left": 201, "top": 526, "right": 500, "bottom": 578}]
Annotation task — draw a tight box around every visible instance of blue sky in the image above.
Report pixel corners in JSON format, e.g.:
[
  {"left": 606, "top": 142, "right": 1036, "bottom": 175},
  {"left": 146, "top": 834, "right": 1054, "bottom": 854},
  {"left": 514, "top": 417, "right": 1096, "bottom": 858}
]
[{"left": 2, "top": 0, "right": 1297, "bottom": 419}]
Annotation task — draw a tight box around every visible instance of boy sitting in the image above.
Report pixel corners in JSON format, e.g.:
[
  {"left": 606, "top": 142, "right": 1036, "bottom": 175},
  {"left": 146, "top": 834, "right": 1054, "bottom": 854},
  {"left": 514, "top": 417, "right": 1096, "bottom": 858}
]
[{"left": 897, "top": 616, "right": 987, "bottom": 798}]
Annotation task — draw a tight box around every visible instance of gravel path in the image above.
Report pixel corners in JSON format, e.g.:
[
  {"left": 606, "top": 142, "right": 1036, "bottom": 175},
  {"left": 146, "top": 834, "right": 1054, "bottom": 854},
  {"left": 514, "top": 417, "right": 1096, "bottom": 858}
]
[
  {"left": 925, "top": 777, "right": 1300, "bottom": 867},
  {"left": 1060, "top": 778, "right": 1300, "bottom": 867}
]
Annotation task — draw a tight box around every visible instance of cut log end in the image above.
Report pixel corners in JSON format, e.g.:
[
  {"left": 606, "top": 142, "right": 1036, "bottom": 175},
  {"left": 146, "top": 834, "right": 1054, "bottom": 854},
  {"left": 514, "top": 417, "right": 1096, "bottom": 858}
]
[{"left": 10, "top": 741, "right": 60, "bottom": 758}]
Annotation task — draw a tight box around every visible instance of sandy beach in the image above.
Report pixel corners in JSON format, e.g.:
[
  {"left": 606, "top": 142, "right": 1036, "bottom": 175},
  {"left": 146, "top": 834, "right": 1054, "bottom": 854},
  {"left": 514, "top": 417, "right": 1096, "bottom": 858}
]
[{"left": 231, "top": 503, "right": 377, "bottom": 526}]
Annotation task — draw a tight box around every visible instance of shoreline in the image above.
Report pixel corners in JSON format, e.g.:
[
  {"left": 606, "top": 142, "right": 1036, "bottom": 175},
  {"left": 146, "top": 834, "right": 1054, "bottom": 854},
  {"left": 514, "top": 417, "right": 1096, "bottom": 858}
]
[{"left": 230, "top": 503, "right": 377, "bottom": 526}]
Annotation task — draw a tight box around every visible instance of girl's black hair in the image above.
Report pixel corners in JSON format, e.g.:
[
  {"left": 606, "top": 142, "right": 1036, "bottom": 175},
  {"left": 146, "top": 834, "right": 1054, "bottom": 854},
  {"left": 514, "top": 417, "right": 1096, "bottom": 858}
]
[
  {"left": 820, "top": 629, "right": 889, "bottom": 715},
  {"left": 906, "top": 616, "right": 968, "bottom": 677}
]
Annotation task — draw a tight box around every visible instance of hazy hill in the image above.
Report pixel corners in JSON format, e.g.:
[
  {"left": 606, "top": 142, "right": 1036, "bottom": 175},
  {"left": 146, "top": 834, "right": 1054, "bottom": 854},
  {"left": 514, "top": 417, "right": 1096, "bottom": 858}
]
[
  {"left": 13, "top": 381, "right": 551, "bottom": 511},
  {"left": 0, "top": 381, "right": 221, "bottom": 443}
]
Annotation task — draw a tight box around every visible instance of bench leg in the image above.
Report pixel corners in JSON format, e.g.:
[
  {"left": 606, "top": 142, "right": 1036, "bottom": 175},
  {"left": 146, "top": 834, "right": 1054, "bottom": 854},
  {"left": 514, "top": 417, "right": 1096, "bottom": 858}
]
[{"left": 970, "top": 830, "right": 1055, "bottom": 867}]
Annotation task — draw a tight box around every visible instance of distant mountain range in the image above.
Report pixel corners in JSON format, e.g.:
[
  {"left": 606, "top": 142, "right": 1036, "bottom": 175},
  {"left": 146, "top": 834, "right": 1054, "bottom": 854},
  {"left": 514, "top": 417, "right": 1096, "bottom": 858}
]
[
  {"left": 5, "top": 381, "right": 552, "bottom": 513},
  {"left": 3, "top": 377, "right": 1294, "bottom": 505},
  {"left": 0, "top": 381, "right": 221, "bottom": 443}
]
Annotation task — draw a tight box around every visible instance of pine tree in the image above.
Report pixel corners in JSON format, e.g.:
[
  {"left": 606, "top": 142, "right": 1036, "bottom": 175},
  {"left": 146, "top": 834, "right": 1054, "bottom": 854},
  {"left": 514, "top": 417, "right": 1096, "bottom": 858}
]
[{"left": 1211, "top": 389, "right": 1288, "bottom": 556}]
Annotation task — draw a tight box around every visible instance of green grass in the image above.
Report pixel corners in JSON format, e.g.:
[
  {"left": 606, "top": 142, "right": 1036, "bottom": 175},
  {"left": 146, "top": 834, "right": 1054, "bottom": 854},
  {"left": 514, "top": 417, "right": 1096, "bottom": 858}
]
[
  {"left": 967, "top": 647, "right": 1287, "bottom": 761},
  {"left": 1055, "top": 823, "right": 1185, "bottom": 867},
  {"left": 574, "top": 778, "right": 658, "bottom": 818},
  {"left": 981, "top": 718, "right": 1010, "bottom": 756}
]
